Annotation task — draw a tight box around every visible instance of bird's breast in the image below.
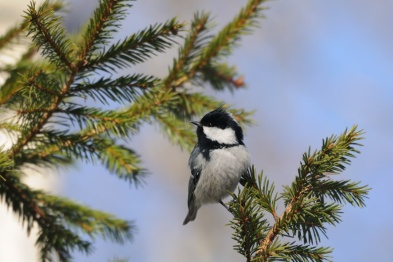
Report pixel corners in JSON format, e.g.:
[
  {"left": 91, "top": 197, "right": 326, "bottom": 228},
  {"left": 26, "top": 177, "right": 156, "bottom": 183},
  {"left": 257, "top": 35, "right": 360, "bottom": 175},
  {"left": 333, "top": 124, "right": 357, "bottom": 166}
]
[
  {"left": 193, "top": 145, "right": 251, "bottom": 205},
  {"left": 206, "top": 145, "right": 250, "bottom": 174}
]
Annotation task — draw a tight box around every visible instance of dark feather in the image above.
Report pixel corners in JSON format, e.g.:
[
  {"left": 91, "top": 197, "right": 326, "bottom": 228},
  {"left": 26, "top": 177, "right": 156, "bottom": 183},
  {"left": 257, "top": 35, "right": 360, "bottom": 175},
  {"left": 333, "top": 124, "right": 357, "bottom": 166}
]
[
  {"left": 183, "top": 169, "right": 200, "bottom": 224},
  {"left": 183, "top": 145, "right": 202, "bottom": 225}
]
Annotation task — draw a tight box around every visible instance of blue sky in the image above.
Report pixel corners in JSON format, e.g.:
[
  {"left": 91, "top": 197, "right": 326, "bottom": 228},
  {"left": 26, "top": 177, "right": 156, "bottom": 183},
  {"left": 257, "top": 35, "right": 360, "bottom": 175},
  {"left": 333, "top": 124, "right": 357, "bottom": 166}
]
[
  {"left": 59, "top": 0, "right": 393, "bottom": 261},
  {"left": 1, "top": 0, "right": 391, "bottom": 261}
]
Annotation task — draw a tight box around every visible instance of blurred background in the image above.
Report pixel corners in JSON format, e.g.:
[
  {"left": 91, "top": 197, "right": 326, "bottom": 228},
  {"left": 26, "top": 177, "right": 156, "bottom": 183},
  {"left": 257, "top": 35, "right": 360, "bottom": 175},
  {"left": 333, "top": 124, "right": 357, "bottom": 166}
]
[{"left": 0, "top": 0, "right": 392, "bottom": 261}]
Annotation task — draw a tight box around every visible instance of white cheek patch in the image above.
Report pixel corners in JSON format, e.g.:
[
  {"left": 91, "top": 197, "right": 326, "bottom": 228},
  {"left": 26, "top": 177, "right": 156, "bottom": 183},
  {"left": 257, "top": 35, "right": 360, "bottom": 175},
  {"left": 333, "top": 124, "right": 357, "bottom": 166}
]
[{"left": 203, "top": 126, "right": 237, "bottom": 144}]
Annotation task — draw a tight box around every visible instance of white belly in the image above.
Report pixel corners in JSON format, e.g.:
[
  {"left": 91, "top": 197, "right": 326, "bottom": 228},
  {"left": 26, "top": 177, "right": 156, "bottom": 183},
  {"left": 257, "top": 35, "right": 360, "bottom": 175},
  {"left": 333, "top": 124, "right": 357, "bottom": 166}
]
[{"left": 193, "top": 145, "right": 251, "bottom": 206}]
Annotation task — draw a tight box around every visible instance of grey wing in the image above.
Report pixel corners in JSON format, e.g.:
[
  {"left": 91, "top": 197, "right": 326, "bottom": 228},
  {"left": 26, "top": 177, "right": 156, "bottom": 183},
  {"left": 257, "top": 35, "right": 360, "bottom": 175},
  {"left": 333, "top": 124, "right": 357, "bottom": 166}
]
[
  {"left": 183, "top": 165, "right": 201, "bottom": 225},
  {"left": 187, "top": 145, "right": 202, "bottom": 207},
  {"left": 188, "top": 144, "right": 201, "bottom": 168},
  {"left": 183, "top": 145, "right": 203, "bottom": 224}
]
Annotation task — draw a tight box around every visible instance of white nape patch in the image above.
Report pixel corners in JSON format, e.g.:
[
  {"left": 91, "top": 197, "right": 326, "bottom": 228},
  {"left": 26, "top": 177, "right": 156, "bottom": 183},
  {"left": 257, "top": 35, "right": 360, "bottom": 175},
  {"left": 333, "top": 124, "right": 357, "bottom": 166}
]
[{"left": 203, "top": 126, "right": 237, "bottom": 144}]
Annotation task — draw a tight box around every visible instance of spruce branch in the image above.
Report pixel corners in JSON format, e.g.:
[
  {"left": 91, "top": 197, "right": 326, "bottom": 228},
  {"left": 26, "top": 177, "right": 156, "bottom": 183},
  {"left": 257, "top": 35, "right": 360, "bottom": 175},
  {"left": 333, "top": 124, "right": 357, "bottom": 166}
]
[
  {"left": 123, "top": 87, "right": 180, "bottom": 121},
  {"left": 99, "top": 141, "right": 145, "bottom": 184},
  {"left": 1, "top": 0, "right": 265, "bottom": 260},
  {"left": 230, "top": 126, "right": 369, "bottom": 261},
  {"left": 0, "top": 1, "right": 63, "bottom": 107},
  {"left": 0, "top": 46, "right": 42, "bottom": 106},
  {"left": 0, "top": 1, "right": 62, "bottom": 51},
  {"left": 258, "top": 127, "right": 366, "bottom": 260},
  {"left": 64, "top": 103, "right": 149, "bottom": 147},
  {"left": 193, "top": 0, "right": 266, "bottom": 76},
  {"left": 163, "top": 12, "right": 212, "bottom": 89},
  {"left": 156, "top": 0, "right": 266, "bottom": 124},
  {"left": 0, "top": 148, "right": 14, "bottom": 176},
  {"left": 25, "top": 0, "right": 74, "bottom": 71},
  {"left": 78, "top": 112, "right": 140, "bottom": 138},
  {"left": 163, "top": 0, "right": 265, "bottom": 94},
  {"left": 16, "top": 132, "right": 145, "bottom": 183},
  {"left": 1, "top": 174, "right": 92, "bottom": 260},
  {"left": 251, "top": 170, "right": 279, "bottom": 220},
  {"left": 268, "top": 241, "right": 333, "bottom": 262},
  {"left": 121, "top": 0, "right": 266, "bottom": 145},
  {"left": 69, "top": 74, "right": 158, "bottom": 105},
  {"left": 54, "top": 105, "right": 137, "bottom": 132},
  {"left": 76, "top": 88, "right": 180, "bottom": 143},
  {"left": 9, "top": 69, "right": 76, "bottom": 158},
  {"left": 153, "top": 111, "right": 196, "bottom": 151},
  {"left": 230, "top": 176, "right": 270, "bottom": 261},
  {"left": 0, "top": 173, "right": 133, "bottom": 261},
  {"left": 79, "top": 0, "right": 134, "bottom": 59},
  {"left": 41, "top": 194, "right": 135, "bottom": 243},
  {"left": 202, "top": 0, "right": 264, "bottom": 58},
  {"left": 312, "top": 179, "right": 369, "bottom": 207},
  {"left": 200, "top": 62, "right": 245, "bottom": 90},
  {"left": 86, "top": 18, "right": 184, "bottom": 72},
  {"left": 153, "top": 90, "right": 255, "bottom": 125},
  {"left": 22, "top": 70, "right": 61, "bottom": 98}
]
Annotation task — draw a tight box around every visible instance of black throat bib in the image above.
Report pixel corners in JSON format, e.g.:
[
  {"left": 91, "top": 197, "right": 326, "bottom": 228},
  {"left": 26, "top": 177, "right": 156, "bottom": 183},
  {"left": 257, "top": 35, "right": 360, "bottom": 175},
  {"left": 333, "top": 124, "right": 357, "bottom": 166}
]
[{"left": 201, "top": 141, "right": 243, "bottom": 161}]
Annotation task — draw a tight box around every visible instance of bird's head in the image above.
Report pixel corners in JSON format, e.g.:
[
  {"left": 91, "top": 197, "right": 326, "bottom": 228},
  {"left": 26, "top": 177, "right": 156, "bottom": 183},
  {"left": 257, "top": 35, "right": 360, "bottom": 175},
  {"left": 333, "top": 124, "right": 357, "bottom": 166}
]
[{"left": 192, "top": 107, "right": 244, "bottom": 146}]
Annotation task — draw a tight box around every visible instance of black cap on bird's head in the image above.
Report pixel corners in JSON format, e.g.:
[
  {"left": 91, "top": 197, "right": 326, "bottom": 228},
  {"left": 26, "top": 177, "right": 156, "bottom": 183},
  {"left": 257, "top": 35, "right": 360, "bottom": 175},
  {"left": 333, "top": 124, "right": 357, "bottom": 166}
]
[{"left": 192, "top": 107, "right": 244, "bottom": 145}]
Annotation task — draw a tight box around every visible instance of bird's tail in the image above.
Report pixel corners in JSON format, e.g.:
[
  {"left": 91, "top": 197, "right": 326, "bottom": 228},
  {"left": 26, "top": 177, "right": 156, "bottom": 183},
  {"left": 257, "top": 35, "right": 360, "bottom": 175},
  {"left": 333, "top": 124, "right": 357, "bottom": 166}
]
[{"left": 183, "top": 204, "right": 199, "bottom": 225}]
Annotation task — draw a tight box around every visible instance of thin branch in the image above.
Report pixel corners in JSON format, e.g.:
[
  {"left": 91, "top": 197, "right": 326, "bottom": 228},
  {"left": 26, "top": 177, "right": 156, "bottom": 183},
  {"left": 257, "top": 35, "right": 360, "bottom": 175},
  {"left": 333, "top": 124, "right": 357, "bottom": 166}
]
[
  {"left": 79, "top": 0, "right": 132, "bottom": 60},
  {"left": 86, "top": 18, "right": 183, "bottom": 72},
  {"left": 257, "top": 198, "right": 297, "bottom": 260},
  {"left": 25, "top": 70, "right": 59, "bottom": 96},
  {"left": 26, "top": 1, "right": 74, "bottom": 71},
  {"left": 255, "top": 127, "right": 366, "bottom": 260},
  {"left": 0, "top": 173, "right": 92, "bottom": 259},
  {"left": 0, "top": 47, "right": 40, "bottom": 106},
  {"left": 162, "top": 12, "right": 210, "bottom": 89},
  {"left": 10, "top": 71, "right": 76, "bottom": 158},
  {"left": 193, "top": 0, "right": 266, "bottom": 73}
]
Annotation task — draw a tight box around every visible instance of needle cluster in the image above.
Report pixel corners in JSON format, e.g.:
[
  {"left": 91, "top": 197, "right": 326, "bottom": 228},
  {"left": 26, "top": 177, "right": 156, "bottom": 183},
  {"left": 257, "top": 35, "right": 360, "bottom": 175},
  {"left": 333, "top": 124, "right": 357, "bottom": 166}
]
[
  {"left": 230, "top": 126, "right": 370, "bottom": 261},
  {"left": 0, "top": 0, "right": 267, "bottom": 260}
]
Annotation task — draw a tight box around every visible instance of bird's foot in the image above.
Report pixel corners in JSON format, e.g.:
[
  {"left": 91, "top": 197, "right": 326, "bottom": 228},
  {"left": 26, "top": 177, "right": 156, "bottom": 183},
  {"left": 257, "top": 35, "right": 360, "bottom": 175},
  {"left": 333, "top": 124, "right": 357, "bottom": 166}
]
[{"left": 219, "top": 200, "right": 232, "bottom": 214}]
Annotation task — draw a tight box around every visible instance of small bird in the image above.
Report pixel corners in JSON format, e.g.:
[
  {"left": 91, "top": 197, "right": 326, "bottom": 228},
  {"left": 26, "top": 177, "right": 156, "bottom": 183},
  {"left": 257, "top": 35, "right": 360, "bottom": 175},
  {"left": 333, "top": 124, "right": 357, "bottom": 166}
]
[{"left": 183, "top": 107, "right": 251, "bottom": 225}]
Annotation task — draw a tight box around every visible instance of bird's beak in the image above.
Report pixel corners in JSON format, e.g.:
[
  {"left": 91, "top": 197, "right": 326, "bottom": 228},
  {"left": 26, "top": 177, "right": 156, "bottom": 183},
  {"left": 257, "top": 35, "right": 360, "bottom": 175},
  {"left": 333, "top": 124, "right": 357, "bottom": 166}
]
[{"left": 191, "top": 121, "right": 201, "bottom": 127}]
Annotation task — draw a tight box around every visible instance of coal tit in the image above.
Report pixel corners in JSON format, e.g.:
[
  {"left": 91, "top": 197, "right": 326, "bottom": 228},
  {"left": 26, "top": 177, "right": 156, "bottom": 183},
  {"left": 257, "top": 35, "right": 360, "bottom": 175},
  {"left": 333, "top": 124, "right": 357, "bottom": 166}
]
[{"left": 183, "top": 107, "right": 251, "bottom": 225}]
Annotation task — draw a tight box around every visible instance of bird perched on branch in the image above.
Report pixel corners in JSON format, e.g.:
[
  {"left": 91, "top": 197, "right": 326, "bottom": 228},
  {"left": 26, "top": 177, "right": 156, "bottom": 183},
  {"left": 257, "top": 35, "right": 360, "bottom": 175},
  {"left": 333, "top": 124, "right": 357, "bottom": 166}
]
[{"left": 183, "top": 107, "right": 251, "bottom": 225}]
